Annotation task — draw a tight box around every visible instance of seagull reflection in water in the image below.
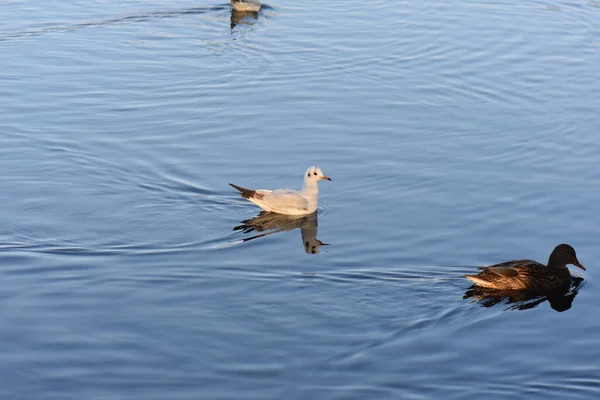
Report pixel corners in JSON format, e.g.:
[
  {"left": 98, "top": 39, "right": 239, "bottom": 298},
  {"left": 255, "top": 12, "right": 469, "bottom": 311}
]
[
  {"left": 463, "top": 276, "right": 584, "bottom": 312},
  {"left": 233, "top": 211, "right": 328, "bottom": 254}
]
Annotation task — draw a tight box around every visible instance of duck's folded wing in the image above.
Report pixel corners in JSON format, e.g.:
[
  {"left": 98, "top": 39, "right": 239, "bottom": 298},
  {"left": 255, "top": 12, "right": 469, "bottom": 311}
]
[
  {"left": 262, "top": 190, "right": 309, "bottom": 211},
  {"left": 485, "top": 267, "right": 520, "bottom": 278},
  {"left": 478, "top": 260, "right": 533, "bottom": 272}
]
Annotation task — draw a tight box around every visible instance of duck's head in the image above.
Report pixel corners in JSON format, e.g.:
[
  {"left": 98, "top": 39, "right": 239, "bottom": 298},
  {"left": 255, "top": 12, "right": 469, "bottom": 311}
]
[
  {"left": 549, "top": 244, "right": 586, "bottom": 270},
  {"left": 304, "top": 166, "right": 331, "bottom": 183}
]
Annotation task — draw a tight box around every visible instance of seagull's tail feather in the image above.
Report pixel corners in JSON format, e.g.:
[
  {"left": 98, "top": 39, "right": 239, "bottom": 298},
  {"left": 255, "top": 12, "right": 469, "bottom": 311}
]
[{"left": 229, "top": 183, "right": 257, "bottom": 199}]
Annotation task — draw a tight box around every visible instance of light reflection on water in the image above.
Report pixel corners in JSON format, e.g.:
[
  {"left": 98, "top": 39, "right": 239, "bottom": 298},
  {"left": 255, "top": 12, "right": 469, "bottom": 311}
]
[{"left": 233, "top": 211, "right": 328, "bottom": 254}]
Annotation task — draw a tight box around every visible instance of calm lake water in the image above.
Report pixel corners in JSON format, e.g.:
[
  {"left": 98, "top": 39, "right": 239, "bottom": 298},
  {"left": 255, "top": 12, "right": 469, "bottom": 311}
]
[{"left": 2, "top": 0, "right": 600, "bottom": 398}]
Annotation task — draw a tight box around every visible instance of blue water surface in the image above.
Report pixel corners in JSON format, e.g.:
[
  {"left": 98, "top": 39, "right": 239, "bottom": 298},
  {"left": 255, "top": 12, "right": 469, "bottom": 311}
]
[{"left": 1, "top": 0, "right": 600, "bottom": 398}]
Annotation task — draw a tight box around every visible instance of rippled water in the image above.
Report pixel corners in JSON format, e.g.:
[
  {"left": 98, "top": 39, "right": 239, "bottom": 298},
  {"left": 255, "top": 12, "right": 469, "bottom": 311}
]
[{"left": 2, "top": 0, "right": 600, "bottom": 398}]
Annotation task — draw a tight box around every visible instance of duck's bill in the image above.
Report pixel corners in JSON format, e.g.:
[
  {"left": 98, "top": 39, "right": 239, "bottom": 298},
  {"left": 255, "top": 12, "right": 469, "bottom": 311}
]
[
  {"left": 322, "top": 176, "right": 332, "bottom": 181},
  {"left": 573, "top": 260, "right": 586, "bottom": 271}
]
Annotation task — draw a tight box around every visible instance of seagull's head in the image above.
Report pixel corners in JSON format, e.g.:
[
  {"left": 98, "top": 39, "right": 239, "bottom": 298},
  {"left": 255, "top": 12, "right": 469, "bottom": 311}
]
[
  {"left": 304, "top": 239, "right": 329, "bottom": 255},
  {"left": 305, "top": 166, "right": 331, "bottom": 183}
]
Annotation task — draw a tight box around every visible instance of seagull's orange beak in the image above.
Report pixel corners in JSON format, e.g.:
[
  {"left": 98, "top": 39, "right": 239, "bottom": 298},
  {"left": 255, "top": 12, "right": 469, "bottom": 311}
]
[
  {"left": 322, "top": 176, "right": 332, "bottom": 181},
  {"left": 573, "top": 259, "right": 586, "bottom": 271}
]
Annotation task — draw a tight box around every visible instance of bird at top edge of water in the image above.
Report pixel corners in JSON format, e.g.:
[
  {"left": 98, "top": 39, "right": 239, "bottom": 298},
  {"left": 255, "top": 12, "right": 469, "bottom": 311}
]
[{"left": 231, "top": 0, "right": 261, "bottom": 12}]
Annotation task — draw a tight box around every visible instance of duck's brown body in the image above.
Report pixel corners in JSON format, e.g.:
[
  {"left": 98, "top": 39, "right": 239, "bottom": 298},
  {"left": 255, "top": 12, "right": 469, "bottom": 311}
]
[
  {"left": 465, "top": 260, "right": 572, "bottom": 290},
  {"left": 465, "top": 244, "right": 586, "bottom": 291}
]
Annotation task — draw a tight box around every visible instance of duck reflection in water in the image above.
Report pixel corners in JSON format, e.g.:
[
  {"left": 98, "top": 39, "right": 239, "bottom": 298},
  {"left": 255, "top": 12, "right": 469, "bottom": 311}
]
[
  {"left": 230, "top": 9, "right": 259, "bottom": 29},
  {"left": 233, "top": 211, "right": 328, "bottom": 254},
  {"left": 464, "top": 276, "right": 583, "bottom": 312}
]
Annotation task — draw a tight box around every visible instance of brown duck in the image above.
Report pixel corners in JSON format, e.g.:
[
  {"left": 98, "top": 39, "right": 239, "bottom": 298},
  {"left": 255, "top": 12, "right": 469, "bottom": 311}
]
[{"left": 465, "top": 244, "right": 586, "bottom": 291}]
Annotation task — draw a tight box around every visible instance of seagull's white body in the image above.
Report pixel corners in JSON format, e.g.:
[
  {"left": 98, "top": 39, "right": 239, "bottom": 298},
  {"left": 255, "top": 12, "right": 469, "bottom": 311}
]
[
  {"left": 231, "top": 0, "right": 261, "bottom": 12},
  {"left": 230, "top": 167, "right": 331, "bottom": 216}
]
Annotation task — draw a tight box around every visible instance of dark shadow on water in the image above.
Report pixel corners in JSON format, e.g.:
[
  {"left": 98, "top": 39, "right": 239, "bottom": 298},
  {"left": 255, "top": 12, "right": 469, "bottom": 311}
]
[
  {"left": 233, "top": 211, "right": 328, "bottom": 255},
  {"left": 0, "top": 3, "right": 277, "bottom": 42},
  {"left": 463, "top": 276, "right": 584, "bottom": 312},
  {"left": 0, "top": 4, "right": 273, "bottom": 42}
]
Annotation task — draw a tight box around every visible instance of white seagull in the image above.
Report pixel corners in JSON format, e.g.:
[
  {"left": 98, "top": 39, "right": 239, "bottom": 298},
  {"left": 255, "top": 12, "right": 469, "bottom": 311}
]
[
  {"left": 230, "top": 166, "right": 331, "bottom": 215},
  {"left": 231, "top": 0, "right": 261, "bottom": 12}
]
